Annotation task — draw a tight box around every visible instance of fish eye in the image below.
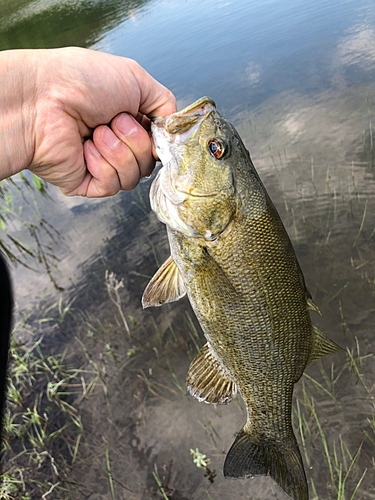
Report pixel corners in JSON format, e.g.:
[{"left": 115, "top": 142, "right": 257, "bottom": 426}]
[{"left": 208, "top": 139, "right": 225, "bottom": 159}]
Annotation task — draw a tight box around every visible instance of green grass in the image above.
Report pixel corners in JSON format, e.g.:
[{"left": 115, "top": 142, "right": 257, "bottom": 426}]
[
  {"left": 2, "top": 338, "right": 84, "bottom": 498},
  {"left": 152, "top": 464, "right": 170, "bottom": 500},
  {"left": 0, "top": 301, "right": 106, "bottom": 499},
  {"left": 294, "top": 358, "right": 371, "bottom": 500}
]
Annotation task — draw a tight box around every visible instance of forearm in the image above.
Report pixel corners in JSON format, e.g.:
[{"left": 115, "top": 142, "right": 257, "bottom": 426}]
[{"left": 0, "top": 50, "right": 37, "bottom": 180}]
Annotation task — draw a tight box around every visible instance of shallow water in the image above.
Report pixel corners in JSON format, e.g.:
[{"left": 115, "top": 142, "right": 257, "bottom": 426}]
[{"left": 2, "top": 0, "right": 375, "bottom": 498}]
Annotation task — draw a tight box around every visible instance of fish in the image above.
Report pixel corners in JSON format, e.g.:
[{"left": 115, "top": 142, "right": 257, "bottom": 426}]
[{"left": 142, "top": 97, "right": 342, "bottom": 500}]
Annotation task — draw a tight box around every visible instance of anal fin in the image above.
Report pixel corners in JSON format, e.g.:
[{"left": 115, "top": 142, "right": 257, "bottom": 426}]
[
  {"left": 186, "top": 343, "right": 237, "bottom": 404},
  {"left": 307, "top": 326, "right": 343, "bottom": 366},
  {"left": 142, "top": 256, "right": 186, "bottom": 308}
]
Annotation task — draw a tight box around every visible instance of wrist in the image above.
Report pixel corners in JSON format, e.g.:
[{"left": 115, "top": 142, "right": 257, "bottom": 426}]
[{"left": 0, "top": 50, "right": 38, "bottom": 180}]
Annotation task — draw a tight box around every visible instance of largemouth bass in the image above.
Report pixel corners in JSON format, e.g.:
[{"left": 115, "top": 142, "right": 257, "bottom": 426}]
[{"left": 142, "top": 97, "right": 342, "bottom": 500}]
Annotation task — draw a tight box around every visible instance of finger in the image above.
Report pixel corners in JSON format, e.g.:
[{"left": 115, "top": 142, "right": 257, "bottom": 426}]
[
  {"left": 59, "top": 140, "right": 119, "bottom": 198},
  {"left": 150, "top": 133, "right": 159, "bottom": 161},
  {"left": 92, "top": 123, "right": 146, "bottom": 191},
  {"left": 136, "top": 113, "right": 159, "bottom": 160},
  {"left": 135, "top": 112, "right": 151, "bottom": 131},
  {"left": 108, "top": 113, "right": 155, "bottom": 179},
  {"left": 81, "top": 140, "right": 123, "bottom": 197},
  {"left": 111, "top": 113, "right": 154, "bottom": 178}
]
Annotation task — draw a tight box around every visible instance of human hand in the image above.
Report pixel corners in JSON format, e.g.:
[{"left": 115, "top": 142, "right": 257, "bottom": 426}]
[{"left": 0, "top": 47, "right": 176, "bottom": 197}]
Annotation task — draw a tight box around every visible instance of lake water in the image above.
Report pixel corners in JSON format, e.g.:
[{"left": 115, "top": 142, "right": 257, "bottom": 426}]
[{"left": 2, "top": 0, "right": 375, "bottom": 498}]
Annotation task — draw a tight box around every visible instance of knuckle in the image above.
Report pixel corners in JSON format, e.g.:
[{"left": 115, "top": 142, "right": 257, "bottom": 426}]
[
  {"left": 122, "top": 176, "right": 139, "bottom": 191},
  {"left": 167, "top": 90, "right": 176, "bottom": 106},
  {"left": 96, "top": 176, "right": 120, "bottom": 197},
  {"left": 124, "top": 57, "right": 142, "bottom": 76}
]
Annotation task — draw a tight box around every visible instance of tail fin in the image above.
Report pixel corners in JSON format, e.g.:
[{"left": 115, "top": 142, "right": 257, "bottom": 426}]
[{"left": 224, "top": 429, "right": 308, "bottom": 500}]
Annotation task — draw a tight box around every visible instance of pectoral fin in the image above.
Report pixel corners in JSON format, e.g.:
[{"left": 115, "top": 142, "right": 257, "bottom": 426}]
[
  {"left": 307, "top": 326, "right": 343, "bottom": 366},
  {"left": 142, "top": 256, "right": 186, "bottom": 308},
  {"left": 187, "top": 343, "right": 237, "bottom": 404}
]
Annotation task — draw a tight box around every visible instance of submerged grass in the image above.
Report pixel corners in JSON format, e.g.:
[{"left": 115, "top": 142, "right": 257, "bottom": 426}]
[
  {"left": 3, "top": 111, "right": 375, "bottom": 498},
  {"left": 2, "top": 338, "right": 84, "bottom": 498},
  {"left": 152, "top": 464, "right": 170, "bottom": 500},
  {"left": 7, "top": 298, "right": 372, "bottom": 499},
  {"left": 294, "top": 354, "right": 372, "bottom": 500},
  {"left": 0, "top": 294, "right": 119, "bottom": 499},
  {"left": 0, "top": 174, "right": 64, "bottom": 291},
  {"left": 4, "top": 264, "right": 375, "bottom": 499}
]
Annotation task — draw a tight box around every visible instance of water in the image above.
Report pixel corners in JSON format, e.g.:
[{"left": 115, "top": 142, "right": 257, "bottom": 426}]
[{"left": 2, "top": 0, "right": 375, "bottom": 498}]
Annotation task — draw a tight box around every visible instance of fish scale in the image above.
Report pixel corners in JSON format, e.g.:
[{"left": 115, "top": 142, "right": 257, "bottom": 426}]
[{"left": 143, "top": 97, "right": 342, "bottom": 500}]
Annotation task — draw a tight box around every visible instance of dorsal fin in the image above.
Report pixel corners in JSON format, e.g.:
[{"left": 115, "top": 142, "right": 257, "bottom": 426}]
[
  {"left": 302, "top": 281, "right": 322, "bottom": 316},
  {"left": 186, "top": 343, "right": 237, "bottom": 404},
  {"left": 307, "top": 298, "right": 322, "bottom": 316},
  {"left": 142, "top": 256, "right": 186, "bottom": 308},
  {"left": 307, "top": 326, "right": 343, "bottom": 366}
]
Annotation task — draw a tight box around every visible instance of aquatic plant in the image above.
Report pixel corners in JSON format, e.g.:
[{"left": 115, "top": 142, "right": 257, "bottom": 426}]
[{"left": 0, "top": 173, "right": 63, "bottom": 290}]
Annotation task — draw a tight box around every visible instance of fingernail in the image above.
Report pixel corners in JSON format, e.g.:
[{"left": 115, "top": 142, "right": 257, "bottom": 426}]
[
  {"left": 86, "top": 140, "right": 101, "bottom": 158},
  {"left": 101, "top": 126, "right": 120, "bottom": 148},
  {"left": 116, "top": 114, "right": 138, "bottom": 136}
]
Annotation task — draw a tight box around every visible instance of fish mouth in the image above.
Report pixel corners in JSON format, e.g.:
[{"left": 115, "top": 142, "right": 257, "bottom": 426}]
[
  {"left": 152, "top": 97, "right": 216, "bottom": 135},
  {"left": 177, "top": 188, "right": 221, "bottom": 199}
]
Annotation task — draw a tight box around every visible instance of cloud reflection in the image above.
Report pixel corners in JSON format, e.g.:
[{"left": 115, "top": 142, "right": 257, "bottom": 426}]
[
  {"left": 245, "top": 61, "right": 262, "bottom": 85},
  {"left": 337, "top": 25, "right": 375, "bottom": 69}
]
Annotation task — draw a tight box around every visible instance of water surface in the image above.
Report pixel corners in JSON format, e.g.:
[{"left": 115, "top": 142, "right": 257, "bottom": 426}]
[{"left": 2, "top": 0, "right": 375, "bottom": 498}]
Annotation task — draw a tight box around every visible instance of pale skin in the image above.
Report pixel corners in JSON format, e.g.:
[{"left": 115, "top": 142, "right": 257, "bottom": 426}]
[{"left": 0, "top": 47, "right": 177, "bottom": 197}]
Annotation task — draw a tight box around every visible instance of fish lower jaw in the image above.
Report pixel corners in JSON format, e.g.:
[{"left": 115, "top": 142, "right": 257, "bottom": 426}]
[{"left": 171, "top": 186, "right": 221, "bottom": 199}]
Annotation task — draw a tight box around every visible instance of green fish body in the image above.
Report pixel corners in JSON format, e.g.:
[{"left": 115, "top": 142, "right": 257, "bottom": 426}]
[{"left": 143, "top": 97, "right": 341, "bottom": 500}]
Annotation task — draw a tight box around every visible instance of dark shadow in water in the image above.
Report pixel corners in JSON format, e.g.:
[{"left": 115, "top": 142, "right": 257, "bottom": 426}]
[{"left": 0, "top": 0, "right": 152, "bottom": 50}]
